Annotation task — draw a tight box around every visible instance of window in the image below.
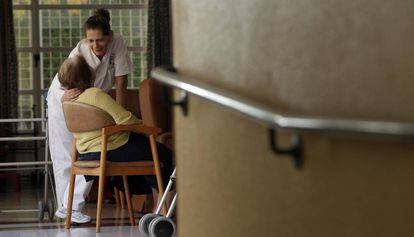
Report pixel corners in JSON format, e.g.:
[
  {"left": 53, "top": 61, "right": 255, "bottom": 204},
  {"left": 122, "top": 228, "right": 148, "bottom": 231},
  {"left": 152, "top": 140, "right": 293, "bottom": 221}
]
[{"left": 13, "top": 0, "right": 148, "bottom": 131}]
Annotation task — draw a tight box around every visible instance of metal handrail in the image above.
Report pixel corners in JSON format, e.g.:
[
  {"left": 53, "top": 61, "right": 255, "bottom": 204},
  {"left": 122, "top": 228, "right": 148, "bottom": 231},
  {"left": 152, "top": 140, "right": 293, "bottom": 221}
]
[
  {"left": 0, "top": 161, "right": 53, "bottom": 167},
  {"left": 151, "top": 67, "right": 414, "bottom": 138},
  {"left": 0, "top": 118, "right": 47, "bottom": 123}
]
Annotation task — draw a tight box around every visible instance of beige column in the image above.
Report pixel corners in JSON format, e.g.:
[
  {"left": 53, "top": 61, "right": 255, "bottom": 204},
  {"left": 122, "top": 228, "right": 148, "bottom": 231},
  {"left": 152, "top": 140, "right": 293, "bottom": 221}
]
[{"left": 172, "top": 1, "right": 414, "bottom": 236}]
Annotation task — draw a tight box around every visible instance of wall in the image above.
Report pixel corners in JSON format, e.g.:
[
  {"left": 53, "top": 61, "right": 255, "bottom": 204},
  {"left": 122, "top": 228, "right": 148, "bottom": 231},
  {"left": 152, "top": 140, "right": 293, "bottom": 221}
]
[{"left": 172, "top": 1, "right": 414, "bottom": 236}]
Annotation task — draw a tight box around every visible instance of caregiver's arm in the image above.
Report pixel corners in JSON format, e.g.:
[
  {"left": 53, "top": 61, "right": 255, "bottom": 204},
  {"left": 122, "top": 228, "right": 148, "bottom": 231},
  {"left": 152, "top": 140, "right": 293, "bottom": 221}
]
[
  {"left": 114, "top": 74, "right": 128, "bottom": 108},
  {"left": 61, "top": 88, "right": 82, "bottom": 102}
]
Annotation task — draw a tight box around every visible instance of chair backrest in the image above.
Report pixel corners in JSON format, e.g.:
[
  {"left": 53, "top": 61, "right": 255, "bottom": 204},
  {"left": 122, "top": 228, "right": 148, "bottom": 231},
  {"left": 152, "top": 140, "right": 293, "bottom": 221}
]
[
  {"left": 62, "top": 101, "right": 115, "bottom": 133},
  {"left": 139, "top": 79, "right": 168, "bottom": 131},
  {"left": 108, "top": 89, "right": 141, "bottom": 118}
]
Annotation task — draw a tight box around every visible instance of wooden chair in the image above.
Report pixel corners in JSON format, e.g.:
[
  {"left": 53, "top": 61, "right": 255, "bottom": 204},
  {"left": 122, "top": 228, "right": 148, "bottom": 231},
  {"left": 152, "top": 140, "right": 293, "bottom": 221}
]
[
  {"left": 62, "top": 101, "right": 165, "bottom": 232},
  {"left": 139, "top": 79, "right": 174, "bottom": 151},
  {"left": 139, "top": 79, "right": 174, "bottom": 212},
  {"left": 114, "top": 82, "right": 173, "bottom": 213}
]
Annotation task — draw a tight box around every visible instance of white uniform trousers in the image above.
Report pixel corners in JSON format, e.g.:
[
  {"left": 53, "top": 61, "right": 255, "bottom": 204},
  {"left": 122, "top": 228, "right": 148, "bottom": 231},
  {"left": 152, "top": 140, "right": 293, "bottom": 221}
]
[{"left": 48, "top": 83, "right": 93, "bottom": 211}]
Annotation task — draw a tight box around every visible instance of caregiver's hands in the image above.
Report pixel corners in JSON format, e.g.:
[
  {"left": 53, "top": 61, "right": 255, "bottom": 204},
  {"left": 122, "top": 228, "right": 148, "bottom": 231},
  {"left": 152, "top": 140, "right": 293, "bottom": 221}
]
[{"left": 61, "top": 88, "right": 81, "bottom": 103}]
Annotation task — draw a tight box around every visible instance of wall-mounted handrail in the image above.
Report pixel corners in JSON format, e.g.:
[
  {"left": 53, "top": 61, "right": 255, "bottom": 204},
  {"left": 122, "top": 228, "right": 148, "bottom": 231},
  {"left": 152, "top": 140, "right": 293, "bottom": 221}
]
[
  {"left": 152, "top": 67, "right": 414, "bottom": 137},
  {"left": 151, "top": 66, "right": 414, "bottom": 168}
]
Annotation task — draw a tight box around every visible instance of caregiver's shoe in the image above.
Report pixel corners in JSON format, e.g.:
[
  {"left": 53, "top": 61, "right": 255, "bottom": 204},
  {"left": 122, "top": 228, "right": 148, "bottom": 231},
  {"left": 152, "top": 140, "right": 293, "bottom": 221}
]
[{"left": 55, "top": 207, "right": 91, "bottom": 224}]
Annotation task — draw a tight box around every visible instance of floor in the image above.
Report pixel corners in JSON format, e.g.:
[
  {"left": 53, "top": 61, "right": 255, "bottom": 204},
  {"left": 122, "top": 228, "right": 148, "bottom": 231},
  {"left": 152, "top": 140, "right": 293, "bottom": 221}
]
[{"left": 0, "top": 174, "right": 145, "bottom": 237}]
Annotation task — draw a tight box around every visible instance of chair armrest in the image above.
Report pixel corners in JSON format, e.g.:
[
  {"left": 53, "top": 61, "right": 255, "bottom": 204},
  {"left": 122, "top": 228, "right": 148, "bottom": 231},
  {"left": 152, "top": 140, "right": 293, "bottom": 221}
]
[{"left": 102, "top": 124, "right": 162, "bottom": 137}]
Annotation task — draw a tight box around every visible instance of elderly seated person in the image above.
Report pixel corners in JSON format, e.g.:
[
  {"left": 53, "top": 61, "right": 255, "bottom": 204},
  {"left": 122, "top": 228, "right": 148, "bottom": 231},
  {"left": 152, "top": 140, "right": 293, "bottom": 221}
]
[{"left": 58, "top": 55, "right": 173, "bottom": 208}]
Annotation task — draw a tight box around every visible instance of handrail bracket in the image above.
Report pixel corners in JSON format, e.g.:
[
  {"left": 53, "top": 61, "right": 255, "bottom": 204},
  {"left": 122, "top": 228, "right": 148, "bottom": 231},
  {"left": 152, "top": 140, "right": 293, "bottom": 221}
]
[
  {"left": 163, "top": 86, "right": 189, "bottom": 116},
  {"left": 269, "top": 129, "right": 303, "bottom": 169}
]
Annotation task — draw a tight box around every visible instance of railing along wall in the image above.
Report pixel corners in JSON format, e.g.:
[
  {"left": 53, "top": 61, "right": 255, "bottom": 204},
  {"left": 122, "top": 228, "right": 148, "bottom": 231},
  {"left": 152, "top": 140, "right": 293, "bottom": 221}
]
[{"left": 151, "top": 66, "right": 414, "bottom": 169}]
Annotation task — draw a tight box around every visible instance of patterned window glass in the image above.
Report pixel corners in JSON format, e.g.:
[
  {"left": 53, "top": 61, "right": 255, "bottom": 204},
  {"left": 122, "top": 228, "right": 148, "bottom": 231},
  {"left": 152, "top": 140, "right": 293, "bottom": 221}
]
[{"left": 18, "top": 95, "right": 34, "bottom": 130}]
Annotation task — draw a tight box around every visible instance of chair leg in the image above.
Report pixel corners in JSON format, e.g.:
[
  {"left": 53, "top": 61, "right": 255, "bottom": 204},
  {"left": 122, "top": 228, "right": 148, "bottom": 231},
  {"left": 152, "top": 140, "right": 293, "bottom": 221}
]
[
  {"left": 114, "top": 187, "right": 120, "bottom": 208},
  {"left": 119, "top": 190, "right": 125, "bottom": 209},
  {"left": 148, "top": 135, "right": 168, "bottom": 215},
  {"left": 134, "top": 195, "right": 147, "bottom": 214},
  {"left": 65, "top": 173, "right": 76, "bottom": 229},
  {"left": 122, "top": 175, "right": 135, "bottom": 225},
  {"left": 96, "top": 175, "right": 105, "bottom": 232}
]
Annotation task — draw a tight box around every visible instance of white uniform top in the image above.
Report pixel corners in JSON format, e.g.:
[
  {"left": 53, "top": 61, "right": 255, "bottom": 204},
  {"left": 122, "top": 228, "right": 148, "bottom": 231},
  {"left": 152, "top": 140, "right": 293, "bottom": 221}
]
[{"left": 48, "top": 33, "right": 133, "bottom": 95}]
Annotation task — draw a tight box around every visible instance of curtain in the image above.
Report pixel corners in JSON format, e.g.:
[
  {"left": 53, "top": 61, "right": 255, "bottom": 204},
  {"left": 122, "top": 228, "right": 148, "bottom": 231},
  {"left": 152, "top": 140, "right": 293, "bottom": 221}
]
[
  {"left": 146, "top": 0, "right": 172, "bottom": 131},
  {"left": 147, "top": 0, "right": 172, "bottom": 74},
  {"left": 0, "top": 0, "right": 18, "bottom": 132}
]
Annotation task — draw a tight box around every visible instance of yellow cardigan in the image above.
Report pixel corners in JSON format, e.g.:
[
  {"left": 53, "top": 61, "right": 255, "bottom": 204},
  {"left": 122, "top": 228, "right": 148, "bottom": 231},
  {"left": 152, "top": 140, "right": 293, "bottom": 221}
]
[{"left": 73, "top": 87, "right": 141, "bottom": 154}]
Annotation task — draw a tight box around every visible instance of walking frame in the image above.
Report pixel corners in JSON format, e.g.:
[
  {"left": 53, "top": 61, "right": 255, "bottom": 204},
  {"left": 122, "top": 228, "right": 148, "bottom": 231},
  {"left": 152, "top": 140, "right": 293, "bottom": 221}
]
[
  {"left": 0, "top": 115, "right": 56, "bottom": 221},
  {"left": 139, "top": 168, "right": 177, "bottom": 237}
]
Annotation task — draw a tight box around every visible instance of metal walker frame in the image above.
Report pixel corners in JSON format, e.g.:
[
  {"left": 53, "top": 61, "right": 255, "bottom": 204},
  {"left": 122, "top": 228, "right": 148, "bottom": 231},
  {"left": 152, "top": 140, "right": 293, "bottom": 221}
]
[{"left": 0, "top": 116, "right": 56, "bottom": 221}]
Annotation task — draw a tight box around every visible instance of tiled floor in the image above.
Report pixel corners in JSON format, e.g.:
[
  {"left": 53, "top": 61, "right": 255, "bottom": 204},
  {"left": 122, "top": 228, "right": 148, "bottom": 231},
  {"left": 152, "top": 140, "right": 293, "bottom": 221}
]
[
  {"left": 0, "top": 175, "right": 145, "bottom": 237},
  {"left": 0, "top": 223, "right": 142, "bottom": 237}
]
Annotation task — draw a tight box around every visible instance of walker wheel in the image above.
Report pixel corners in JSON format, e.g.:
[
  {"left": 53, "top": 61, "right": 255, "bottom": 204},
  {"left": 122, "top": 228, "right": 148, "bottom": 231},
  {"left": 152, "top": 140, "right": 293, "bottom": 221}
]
[
  {"left": 149, "top": 216, "right": 176, "bottom": 237},
  {"left": 139, "top": 213, "right": 159, "bottom": 237}
]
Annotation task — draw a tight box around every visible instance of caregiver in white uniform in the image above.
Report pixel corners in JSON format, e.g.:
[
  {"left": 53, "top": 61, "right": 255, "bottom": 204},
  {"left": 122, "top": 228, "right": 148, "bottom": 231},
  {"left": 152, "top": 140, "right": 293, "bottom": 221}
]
[{"left": 47, "top": 9, "right": 133, "bottom": 223}]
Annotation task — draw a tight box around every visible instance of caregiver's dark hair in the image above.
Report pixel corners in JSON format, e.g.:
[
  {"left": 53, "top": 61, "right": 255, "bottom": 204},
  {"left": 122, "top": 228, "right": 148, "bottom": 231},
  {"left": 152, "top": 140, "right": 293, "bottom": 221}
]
[{"left": 85, "top": 8, "right": 111, "bottom": 35}]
